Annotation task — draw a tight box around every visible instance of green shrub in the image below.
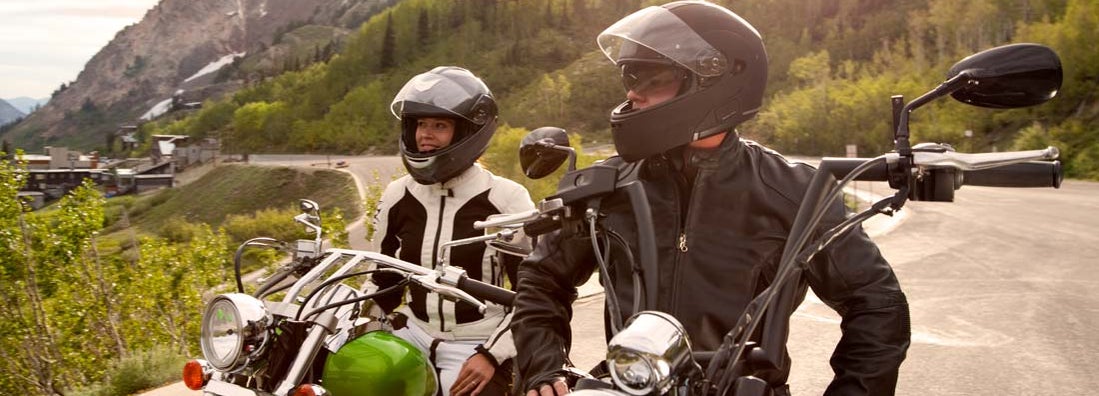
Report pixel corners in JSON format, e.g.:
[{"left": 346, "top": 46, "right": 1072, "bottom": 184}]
[
  {"left": 67, "top": 346, "right": 184, "bottom": 396},
  {"left": 159, "top": 215, "right": 206, "bottom": 243}
]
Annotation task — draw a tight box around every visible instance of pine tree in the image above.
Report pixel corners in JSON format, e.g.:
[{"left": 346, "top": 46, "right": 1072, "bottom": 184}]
[
  {"left": 417, "top": 8, "right": 431, "bottom": 47},
  {"left": 380, "top": 13, "right": 396, "bottom": 70}
]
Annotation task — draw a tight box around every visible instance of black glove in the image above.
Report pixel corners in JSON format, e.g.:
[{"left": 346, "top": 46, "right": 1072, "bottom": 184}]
[{"left": 384, "top": 311, "right": 408, "bottom": 330}]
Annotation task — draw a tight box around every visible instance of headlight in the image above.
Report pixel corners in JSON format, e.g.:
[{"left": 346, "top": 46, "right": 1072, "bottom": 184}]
[
  {"left": 606, "top": 311, "right": 695, "bottom": 395},
  {"left": 200, "top": 293, "right": 272, "bottom": 371}
]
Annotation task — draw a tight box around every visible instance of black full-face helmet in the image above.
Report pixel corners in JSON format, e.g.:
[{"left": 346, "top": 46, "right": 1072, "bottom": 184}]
[
  {"left": 597, "top": 1, "right": 769, "bottom": 162},
  {"left": 391, "top": 66, "right": 498, "bottom": 184}
]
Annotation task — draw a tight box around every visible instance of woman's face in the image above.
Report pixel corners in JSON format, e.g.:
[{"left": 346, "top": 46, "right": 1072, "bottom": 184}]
[{"left": 415, "top": 117, "right": 456, "bottom": 152}]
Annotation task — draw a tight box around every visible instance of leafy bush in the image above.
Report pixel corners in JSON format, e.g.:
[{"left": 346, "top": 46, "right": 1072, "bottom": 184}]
[{"left": 68, "top": 346, "right": 184, "bottom": 396}]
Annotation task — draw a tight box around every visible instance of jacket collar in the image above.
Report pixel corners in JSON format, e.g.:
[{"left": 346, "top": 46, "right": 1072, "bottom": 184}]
[{"left": 661, "top": 130, "right": 744, "bottom": 172}]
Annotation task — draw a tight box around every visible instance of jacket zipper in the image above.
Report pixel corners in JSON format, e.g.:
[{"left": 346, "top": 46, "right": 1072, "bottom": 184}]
[
  {"left": 432, "top": 193, "right": 447, "bottom": 332},
  {"left": 671, "top": 162, "right": 704, "bottom": 311}
]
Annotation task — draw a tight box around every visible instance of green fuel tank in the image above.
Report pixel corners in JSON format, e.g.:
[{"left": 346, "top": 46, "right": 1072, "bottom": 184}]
[{"left": 322, "top": 331, "right": 436, "bottom": 396}]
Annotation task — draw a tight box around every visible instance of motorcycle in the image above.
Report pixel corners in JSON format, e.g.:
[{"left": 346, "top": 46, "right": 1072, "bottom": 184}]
[
  {"left": 181, "top": 199, "right": 525, "bottom": 396},
  {"left": 488, "top": 43, "right": 1064, "bottom": 395}
]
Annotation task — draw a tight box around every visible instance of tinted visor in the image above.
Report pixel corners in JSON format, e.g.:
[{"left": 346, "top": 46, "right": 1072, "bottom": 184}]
[{"left": 621, "top": 63, "right": 688, "bottom": 95}]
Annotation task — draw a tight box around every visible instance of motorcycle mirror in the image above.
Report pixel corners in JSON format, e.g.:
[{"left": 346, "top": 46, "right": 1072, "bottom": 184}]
[
  {"left": 296, "top": 199, "right": 322, "bottom": 238},
  {"left": 520, "top": 127, "right": 575, "bottom": 179},
  {"left": 947, "top": 43, "right": 1062, "bottom": 109},
  {"left": 299, "top": 199, "right": 320, "bottom": 215}
]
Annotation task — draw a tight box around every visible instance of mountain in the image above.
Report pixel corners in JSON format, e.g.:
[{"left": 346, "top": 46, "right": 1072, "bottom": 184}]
[
  {"left": 2, "top": 0, "right": 394, "bottom": 151},
  {"left": 3, "top": 97, "right": 48, "bottom": 114},
  {"left": 0, "top": 99, "right": 25, "bottom": 127}
]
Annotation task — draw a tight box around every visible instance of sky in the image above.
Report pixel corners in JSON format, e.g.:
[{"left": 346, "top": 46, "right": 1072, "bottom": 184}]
[{"left": 0, "top": 0, "right": 160, "bottom": 100}]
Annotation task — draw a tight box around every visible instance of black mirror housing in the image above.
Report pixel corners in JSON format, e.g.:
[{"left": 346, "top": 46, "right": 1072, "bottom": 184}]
[
  {"left": 948, "top": 43, "right": 1062, "bottom": 109},
  {"left": 520, "top": 127, "right": 572, "bottom": 179}
]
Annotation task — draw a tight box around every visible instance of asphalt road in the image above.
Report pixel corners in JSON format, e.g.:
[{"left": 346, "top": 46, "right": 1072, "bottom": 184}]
[
  {"left": 790, "top": 180, "right": 1098, "bottom": 395},
  {"left": 149, "top": 157, "right": 1098, "bottom": 395}
]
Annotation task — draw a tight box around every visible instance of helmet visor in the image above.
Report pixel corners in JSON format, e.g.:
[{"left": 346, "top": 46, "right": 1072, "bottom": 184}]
[
  {"left": 621, "top": 62, "right": 689, "bottom": 95},
  {"left": 597, "top": 6, "right": 728, "bottom": 78},
  {"left": 390, "top": 72, "right": 482, "bottom": 121}
]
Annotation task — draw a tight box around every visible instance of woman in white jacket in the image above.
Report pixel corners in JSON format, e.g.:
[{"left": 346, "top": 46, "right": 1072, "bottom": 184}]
[{"left": 373, "top": 66, "right": 535, "bottom": 396}]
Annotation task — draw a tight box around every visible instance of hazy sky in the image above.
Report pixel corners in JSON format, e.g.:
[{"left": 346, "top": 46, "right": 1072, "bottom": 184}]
[{"left": 0, "top": 0, "right": 160, "bottom": 99}]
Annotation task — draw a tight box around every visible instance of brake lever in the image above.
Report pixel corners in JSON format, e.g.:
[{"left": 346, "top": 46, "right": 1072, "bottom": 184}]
[
  {"left": 912, "top": 145, "right": 1059, "bottom": 170},
  {"left": 410, "top": 272, "right": 488, "bottom": 314}
]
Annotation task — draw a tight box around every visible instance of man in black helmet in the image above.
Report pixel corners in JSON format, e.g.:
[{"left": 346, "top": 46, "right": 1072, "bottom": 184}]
[
  {"left": 513, "top": 2, "right": 910, "bottom": 395},
  {"left": 373, "top": 66, "right": 535, "bottom": 396}
]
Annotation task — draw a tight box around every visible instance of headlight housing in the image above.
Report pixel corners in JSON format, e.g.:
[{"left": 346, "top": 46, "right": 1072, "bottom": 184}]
[
  {"left": 606, "top": 311, "right": 695, "bottom": 395},
  {"left": 200, "top": 293, "right": 273, "bottom": 372}
]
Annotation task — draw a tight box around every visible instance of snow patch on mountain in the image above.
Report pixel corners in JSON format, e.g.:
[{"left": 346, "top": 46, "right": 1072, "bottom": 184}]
[{"left": 183, "top": 52, "right": 246, "bottom": 83}]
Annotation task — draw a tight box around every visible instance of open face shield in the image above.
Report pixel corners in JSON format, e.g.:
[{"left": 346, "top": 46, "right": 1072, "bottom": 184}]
[{"left": 597, "top": 5, "right": 729, "bottom": 79}]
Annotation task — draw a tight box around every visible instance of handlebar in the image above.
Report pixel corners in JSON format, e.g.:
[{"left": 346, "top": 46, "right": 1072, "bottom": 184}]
[
  {"left": 822, "top": 147, "right": 1062, "bottom": 188},
  {"left": 315, "top": 249, "right": 513, "bottom": 313},
  {"left": 457, "top": 276, "right": 516, "bottom": 306}
]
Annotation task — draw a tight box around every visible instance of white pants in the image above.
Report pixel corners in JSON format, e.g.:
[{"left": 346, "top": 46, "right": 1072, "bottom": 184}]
[{"left": 392, "top": 320, "right": 481, "bottom": 396}]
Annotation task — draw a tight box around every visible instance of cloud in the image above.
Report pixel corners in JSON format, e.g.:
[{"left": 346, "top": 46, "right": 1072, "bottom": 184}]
[
  {"left": 0, "top": 1, "right": 153, "bottom": 19},
  {"left": 0, "top": 0, "right": 159, "bottom": 97}
]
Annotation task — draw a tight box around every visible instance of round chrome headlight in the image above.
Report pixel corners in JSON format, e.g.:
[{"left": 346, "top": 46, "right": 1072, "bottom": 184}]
[
  {"left": 200, "top": 293, "right": 272, "bottom": 371},
  {"left": 606, "top": 311, "right": 695, "bottom": 395}
]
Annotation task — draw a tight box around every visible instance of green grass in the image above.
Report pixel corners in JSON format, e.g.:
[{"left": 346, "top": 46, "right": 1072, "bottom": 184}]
[{"left": 125, "top": 164, "right": 360, "bottom": 233}]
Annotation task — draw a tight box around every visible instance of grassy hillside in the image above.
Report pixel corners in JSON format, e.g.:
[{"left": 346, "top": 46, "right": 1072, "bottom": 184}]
[
  {"left": 94, "top": 164, "right": 361, "bottom": 251},
  {"left": 125, "top": 164, "right": 359, "bottom": 231}
]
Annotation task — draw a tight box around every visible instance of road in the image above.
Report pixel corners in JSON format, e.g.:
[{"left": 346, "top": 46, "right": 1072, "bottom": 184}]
[
  {"left": 148, "top": 156, "right": 1098, "bottom": 395},
  {"left": 790, "top": 180, "right": 1099, "bottom": 394}
]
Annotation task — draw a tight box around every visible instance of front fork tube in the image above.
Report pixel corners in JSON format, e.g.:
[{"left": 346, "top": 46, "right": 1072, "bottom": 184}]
[{"left": 273, "top": 310, "right": 338, "bottom": 395}]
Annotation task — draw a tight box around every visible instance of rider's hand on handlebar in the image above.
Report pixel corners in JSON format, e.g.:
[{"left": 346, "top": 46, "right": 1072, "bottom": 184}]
[{"left": 526, "top": 379, "right": 569, "bottom": 396}]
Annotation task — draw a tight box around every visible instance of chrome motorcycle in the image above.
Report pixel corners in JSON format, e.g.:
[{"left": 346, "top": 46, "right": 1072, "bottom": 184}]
[
  {"left": 496, "top": 43, "right": 1064, "bottom": 395},
  {"left": 181, "top": 199, "right": 523, "bottom": 396}
]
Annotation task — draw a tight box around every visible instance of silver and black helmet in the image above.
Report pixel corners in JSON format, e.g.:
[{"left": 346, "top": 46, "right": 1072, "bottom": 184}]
[{"left": 391, "top": 66, "right": 498, "bottom": 184}]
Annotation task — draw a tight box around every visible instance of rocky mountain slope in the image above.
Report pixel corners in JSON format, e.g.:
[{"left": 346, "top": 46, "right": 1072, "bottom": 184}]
[{"left": 3, "top": 0, "right": 392, "bottom": 150}]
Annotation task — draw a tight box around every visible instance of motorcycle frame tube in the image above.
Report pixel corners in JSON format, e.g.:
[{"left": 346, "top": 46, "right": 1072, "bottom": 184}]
[
  {"left": 273, "top": 310, "right": 339, "bottom": 396},
  {"left": 621, "top": 181, "right": 658, "bottom": 310}
]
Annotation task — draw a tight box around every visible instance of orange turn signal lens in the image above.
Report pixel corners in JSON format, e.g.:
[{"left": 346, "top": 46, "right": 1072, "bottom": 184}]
[
  {"left": 182, "top": 360, "right": 209, "bottom": 390},
  {"left": 293, "top": 384, "right": 328, "bottom": 396},
  {"left": 292, "top": 385, "right": 316, "bottom": 396}
]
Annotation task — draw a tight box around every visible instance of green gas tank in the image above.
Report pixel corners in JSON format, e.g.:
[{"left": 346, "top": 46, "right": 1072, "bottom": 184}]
[{"left": 322, "top": 331, "right": 436, "bottom": 396}]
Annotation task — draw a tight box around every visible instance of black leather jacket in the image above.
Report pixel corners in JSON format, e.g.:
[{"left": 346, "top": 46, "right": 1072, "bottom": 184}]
[{"left": 513, "top": 136, "right": 911, "bottom": 395}]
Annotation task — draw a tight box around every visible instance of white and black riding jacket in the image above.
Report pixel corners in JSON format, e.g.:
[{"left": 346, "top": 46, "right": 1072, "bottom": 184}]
[{"left": 372, "top": 164, "right": 535, "bottom": 365}]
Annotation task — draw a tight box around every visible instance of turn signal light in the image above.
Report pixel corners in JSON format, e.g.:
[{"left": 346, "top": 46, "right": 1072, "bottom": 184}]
[
  {"left": 182, "top": 360, "right": 211, "bottom": 390},
  {"left": 293, "top": 384, "right": 329, "bottom": 396}
]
